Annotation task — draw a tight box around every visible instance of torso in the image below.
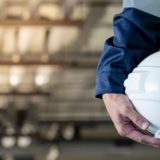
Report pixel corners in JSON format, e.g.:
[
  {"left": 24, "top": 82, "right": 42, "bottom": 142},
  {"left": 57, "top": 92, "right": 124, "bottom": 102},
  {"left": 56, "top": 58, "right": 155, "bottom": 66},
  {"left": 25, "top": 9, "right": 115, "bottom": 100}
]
[{"left": 123, "top": 0, "right": 160, "bottom": 17}]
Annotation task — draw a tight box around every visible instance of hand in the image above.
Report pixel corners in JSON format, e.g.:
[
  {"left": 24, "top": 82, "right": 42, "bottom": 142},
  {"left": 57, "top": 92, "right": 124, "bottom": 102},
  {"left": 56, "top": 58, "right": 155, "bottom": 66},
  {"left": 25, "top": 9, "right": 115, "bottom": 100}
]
[{"left": 102, "top": 93, "right": 160, "bottom": 147}]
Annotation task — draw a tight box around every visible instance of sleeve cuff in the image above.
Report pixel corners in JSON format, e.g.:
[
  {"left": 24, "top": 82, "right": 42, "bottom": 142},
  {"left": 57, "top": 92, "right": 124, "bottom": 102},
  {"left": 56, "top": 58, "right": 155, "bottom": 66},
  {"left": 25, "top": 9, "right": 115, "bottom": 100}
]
[{"left": 95, "top": 71, "right": 128, "bottom": 99}]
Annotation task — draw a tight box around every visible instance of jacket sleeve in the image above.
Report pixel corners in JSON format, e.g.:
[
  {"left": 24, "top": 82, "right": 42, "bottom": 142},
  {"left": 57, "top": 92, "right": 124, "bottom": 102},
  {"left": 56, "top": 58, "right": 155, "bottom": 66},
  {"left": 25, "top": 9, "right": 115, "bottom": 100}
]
[{"left": 95, "top": 8, "right": 160, "bottom": 99}]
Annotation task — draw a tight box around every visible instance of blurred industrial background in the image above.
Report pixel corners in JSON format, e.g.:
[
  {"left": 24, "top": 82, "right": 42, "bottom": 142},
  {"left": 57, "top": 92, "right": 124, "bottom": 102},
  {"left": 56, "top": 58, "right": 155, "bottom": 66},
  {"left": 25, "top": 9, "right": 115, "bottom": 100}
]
[{"left": 0, "top": 0, "right": 159, "bottom": 160}]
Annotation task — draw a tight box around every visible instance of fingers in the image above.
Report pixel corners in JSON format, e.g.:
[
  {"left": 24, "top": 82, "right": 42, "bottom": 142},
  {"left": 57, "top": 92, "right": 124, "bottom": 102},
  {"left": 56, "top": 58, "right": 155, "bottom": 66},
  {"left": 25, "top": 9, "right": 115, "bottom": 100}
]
[
  {"left": 102, "top": 93, "right": 160, "bottom": 147},
  {"left": 126, "top": 106, "right": 150, "bottom": 130},
  {"left": 116, "top": 123, "right": 160, "bottom": 147}
]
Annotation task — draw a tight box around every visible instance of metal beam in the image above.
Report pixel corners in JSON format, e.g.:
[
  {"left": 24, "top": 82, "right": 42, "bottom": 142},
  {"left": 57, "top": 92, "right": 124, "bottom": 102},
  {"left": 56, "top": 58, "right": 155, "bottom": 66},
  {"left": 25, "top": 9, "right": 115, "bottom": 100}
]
[
  {"left": 0, "top": 19, "right": 84, "bottom": 27},
  {"left": 5, "top": 0, "right": 121, "bottom": 5},
  {"left": 0, "top": 57, "right": 98, "bottom": 68},
  {"left": 0, "top": 92, "right": 50, "bottom": 96}
]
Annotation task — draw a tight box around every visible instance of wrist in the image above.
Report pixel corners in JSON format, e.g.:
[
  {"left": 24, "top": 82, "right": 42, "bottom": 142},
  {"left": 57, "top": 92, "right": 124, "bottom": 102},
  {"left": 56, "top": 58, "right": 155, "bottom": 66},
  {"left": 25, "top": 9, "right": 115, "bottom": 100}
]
[{"left": 102, "top": 93, "right": 124, "bottom": 101}]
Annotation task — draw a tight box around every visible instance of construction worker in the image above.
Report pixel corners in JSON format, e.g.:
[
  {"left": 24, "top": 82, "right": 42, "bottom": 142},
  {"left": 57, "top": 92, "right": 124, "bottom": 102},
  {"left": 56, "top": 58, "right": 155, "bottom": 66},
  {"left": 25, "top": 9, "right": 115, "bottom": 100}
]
[{"left": 95, "top": 0, "right": 160, "bottom": 147}]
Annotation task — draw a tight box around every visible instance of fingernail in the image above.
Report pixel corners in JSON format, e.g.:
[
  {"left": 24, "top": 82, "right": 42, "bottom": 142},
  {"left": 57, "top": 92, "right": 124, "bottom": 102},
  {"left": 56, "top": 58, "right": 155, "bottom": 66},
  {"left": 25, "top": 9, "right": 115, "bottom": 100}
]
[{"left": 141, "top": 122, "right": 149, "bottom": 130}]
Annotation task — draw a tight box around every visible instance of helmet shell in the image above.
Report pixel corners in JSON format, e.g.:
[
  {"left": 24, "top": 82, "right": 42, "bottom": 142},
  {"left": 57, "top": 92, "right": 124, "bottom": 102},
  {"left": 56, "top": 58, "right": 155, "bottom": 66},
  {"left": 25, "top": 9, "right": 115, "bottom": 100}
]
[{"left": 124, "top": 51, "right": 160, "bottom": 134}]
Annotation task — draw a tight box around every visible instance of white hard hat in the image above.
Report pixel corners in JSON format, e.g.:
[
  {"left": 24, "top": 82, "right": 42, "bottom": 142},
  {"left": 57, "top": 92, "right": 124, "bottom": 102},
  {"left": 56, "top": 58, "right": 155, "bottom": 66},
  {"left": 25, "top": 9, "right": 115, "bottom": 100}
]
[{"left": 124, "top": 50, "right": 160, "bottom": 139}]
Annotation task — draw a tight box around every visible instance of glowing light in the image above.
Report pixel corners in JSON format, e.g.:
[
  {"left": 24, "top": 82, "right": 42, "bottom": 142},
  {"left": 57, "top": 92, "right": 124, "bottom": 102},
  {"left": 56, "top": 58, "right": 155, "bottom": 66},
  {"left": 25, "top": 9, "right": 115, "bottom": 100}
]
[
  {"left": 62, "top": 125, "right": 75, "bottom": 140},
  {"left": 47, "top": 146, "right": 59, "bottom": 160},
  {"left": 9, "top": 67, "right": 24, "bottom": 87},
  {"left": 35, "top": 74, "right": 48, "bottom": 86},
  {"left": 9, "top": 74, "right": 20, "bottom": 87},
  {"left": 35, "top": 67, "right": 52, "bottom": 86},
  {"left": 17, "top": 136, "right": 32, "bottom": 148},
  {"left": 1, "top": 136, "right": 16, "bottom": 148}
]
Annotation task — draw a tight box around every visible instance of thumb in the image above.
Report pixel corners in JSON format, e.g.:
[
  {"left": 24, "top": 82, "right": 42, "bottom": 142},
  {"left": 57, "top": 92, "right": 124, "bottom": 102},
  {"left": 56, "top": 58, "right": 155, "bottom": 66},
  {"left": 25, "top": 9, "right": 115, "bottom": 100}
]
[{"left": 127, "top": 107, "right": 150, "bottom": 130}]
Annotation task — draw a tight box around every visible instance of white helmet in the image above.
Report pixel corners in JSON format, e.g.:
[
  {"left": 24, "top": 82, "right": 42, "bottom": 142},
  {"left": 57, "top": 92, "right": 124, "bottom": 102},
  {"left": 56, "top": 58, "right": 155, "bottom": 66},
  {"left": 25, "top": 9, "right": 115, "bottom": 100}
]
[{"left": 124, "top": 51, "right": 160, "bottom": 139}]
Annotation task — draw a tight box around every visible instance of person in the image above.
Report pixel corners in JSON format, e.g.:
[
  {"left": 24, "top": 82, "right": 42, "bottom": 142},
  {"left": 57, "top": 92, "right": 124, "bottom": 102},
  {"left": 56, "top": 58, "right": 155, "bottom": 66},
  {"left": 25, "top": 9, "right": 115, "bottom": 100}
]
[{"left": 95, "top": 0, "right": 160, "bottom": 147}]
